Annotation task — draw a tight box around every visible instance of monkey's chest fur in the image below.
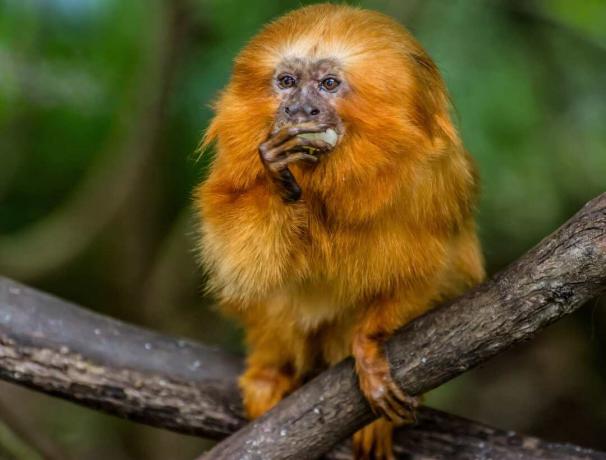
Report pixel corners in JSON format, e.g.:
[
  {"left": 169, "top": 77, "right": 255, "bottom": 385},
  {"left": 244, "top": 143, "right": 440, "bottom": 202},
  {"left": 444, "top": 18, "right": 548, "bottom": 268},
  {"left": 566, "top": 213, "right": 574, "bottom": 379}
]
[{"left": 203, "top": 190, "right": 448, "bottom": 335}]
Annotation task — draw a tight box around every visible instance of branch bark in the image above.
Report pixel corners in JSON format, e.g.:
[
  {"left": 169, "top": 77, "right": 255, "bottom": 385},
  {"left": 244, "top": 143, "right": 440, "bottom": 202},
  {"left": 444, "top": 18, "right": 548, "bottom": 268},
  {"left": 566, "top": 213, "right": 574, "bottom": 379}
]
[
  {"left": 0, "top": 193, "right": 604, "bottom": 459},
  {"left": 0, "top": 275, "right": 245, "bottom": 439},
  {"left": 203, "top": 192, "right": 606, "bottom": 459}
]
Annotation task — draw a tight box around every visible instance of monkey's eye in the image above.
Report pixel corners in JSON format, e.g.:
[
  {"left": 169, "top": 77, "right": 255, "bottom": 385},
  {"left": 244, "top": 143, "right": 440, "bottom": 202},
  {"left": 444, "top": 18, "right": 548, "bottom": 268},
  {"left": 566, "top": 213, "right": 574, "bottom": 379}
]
[
  {"left": 320, "top": 77, "right": 340, "bottom": 92},
  {"left": 278, "top": 74, "right": 297, "bottom": 89}
]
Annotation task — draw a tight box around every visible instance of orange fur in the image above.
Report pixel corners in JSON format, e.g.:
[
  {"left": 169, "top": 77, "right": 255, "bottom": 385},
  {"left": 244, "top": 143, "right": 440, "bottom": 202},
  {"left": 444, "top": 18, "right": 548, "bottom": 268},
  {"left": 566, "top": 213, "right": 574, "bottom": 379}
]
[{"left": 195, "top": 4, "right": 484, "bottom": 458}]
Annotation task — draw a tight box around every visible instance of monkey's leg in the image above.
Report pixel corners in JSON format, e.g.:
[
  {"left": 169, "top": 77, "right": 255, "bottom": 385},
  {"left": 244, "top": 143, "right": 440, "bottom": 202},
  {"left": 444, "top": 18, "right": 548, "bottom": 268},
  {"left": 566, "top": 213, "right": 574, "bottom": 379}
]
[
  {"left": 353, "top": 330, "right": 418, "bottom": 425},
  {"left": 351, "top": 297, "right": 430, "bottom": 459},
  {"left": 352, "top": 418, "right": 395, "bottom": 460},
  {"left": 240, "top": 360, "right": 299, "bottom": 420},
  {"left": 259, "top": 124, "right": 332, "bottom": 202},
  {"left": 239, "top": 314, "right": 310, "bottom": 419}
]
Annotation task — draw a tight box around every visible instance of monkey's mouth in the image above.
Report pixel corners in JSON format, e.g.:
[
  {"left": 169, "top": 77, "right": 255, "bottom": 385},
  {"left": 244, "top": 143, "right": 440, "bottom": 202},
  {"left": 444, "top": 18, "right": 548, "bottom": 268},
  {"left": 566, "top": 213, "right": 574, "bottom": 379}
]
[{"left": 297, "top": 128, "right": 339, "bottom": 148}]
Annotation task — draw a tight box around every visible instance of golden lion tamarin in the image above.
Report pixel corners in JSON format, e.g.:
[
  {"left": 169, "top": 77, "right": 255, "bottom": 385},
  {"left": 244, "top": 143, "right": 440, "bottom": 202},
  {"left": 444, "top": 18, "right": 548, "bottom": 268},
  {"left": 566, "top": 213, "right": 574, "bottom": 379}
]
[{"left": 195, "top": 4, "right": 484, "bottom": 459}]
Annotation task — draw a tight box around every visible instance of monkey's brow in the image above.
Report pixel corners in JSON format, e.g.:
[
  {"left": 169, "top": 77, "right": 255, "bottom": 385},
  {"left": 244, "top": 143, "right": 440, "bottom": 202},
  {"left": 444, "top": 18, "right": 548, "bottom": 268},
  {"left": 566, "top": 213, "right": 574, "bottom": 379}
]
[{"left": 275, "top": 57, "right": 342, "bottom": 77}]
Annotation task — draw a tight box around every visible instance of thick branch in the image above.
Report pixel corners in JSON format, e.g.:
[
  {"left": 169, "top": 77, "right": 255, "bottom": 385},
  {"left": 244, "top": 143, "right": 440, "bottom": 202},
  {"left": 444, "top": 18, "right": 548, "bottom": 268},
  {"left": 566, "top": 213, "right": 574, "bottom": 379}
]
[
  {"left": 203, "top": 193, "right": 606, "bottom": 459},
  {"left": 0, "top": 193, "right": 604, "bottom": 459},
  {"left": 0, "top": 279, "right": 602, "bottom": 460},
  {"left": 0, "top": 276, "right": 245, "bottom": 439}
]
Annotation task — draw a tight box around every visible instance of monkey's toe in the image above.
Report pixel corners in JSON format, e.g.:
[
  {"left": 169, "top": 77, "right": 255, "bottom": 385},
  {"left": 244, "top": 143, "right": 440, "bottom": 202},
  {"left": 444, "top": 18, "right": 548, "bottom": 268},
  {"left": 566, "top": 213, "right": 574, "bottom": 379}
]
[
  {"left": 353, "top": 418, "right": 395, "bottom": 460},
  {"left": 357, "top": 364, "right": 418, "bottom": 425}
]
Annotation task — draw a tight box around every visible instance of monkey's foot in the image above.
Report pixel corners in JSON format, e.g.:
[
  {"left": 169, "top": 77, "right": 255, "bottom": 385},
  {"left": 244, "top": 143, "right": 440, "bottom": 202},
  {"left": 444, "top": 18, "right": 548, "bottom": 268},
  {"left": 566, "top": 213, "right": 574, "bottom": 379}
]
[
  {"left": 353, "top": 418, "right": 395, "bottom": 460},
  {"left": 354, "top": 347, "right": 418, "bottom": 424},
  {"left": 239, "top": 365, "right": 299, "bottom": 419}
]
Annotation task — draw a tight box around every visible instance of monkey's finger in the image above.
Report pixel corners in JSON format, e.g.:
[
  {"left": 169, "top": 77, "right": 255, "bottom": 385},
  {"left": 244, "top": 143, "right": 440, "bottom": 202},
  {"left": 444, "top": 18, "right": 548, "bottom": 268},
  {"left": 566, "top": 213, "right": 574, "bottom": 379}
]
[
  {"left": 271, "top": 152, "right": 319, "bottom": 171},
  {"left": 382, "top": 397, "right": 412, "bottom": 425},
  {"left": 383, "top": 390, "right": 415, "bottom": 424},
  {"left": 365, "top": 386, "right": 394, "bottom": 421},
  {"left": 261, "top": 138, "right": 331, "bottom": 164},
  {"left": 372, "top": 397, "right": 400, "bottom": 423},
  {"left": 291, "top": 137, "right": 332, "bottom": 153},
  {"left": 384, "top": 381, "right": 418, "bottom": 423},
  {"left": 364, "top": 380, "right": 411, "bottom": 424},
  {"left": 281, "top": 137, "right": 332, "bottom": 154},
  {"left": 270, "top": 121, "right": 331, "bottom": 136},
  {"left": 272, "top": 167, "right": 301, "bottom": 203},
  {"left": 269, "top": 154, "right": 317, "bottom": 171},
  {"left": 268, "top": 123, "right": 332, "bottom": 146},
  {"left": 282, "top": 152, "right": 319, "bottom": 165},
  {"left": 385, "top": 379, "right": 419, "bottom": 409}
]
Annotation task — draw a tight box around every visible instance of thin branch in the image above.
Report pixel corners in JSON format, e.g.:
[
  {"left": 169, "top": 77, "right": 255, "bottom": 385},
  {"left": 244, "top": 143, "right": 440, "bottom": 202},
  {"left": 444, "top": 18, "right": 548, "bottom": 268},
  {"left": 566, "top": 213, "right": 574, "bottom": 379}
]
[
  {"left": 202, "top": 192, "right": 606, "bottom": 459},
  {"left": 328, "top": 407, "right": 606, "bottom": 460},
  {"left": 0, "top": 193, "right": 605, "bottom": 459}
]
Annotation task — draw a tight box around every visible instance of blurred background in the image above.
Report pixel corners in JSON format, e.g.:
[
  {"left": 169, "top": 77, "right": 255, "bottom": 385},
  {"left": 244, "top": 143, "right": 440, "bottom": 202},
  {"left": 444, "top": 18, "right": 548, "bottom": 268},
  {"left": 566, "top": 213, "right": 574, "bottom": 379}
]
[{"left": 0, "top": 0, "right": 605, "bottom": 458}]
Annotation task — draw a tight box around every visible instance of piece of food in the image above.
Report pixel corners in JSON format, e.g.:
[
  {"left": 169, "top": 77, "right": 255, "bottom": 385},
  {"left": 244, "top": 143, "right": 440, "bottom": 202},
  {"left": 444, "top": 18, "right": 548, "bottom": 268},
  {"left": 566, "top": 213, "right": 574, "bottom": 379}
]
[{"left": 297, "top": 128, "right": 338, "bottom": 151}]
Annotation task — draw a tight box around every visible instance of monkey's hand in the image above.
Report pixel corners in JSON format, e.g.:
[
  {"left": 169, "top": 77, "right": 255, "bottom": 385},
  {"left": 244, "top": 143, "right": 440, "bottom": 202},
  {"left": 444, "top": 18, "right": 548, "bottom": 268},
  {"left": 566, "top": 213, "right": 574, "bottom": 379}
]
[
  {"left": 353, "top": 333, "right": 419, "bottom": 425},
  {"left": 259, "top": 124, "right": 332, "bottom": 202}
]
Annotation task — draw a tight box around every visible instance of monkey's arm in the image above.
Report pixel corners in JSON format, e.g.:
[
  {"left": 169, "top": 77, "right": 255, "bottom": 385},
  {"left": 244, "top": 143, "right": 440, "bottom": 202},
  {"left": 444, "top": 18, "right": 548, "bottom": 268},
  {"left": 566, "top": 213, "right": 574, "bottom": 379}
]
[
  {"left": 349, "top": 291, "right": 435, "bottom": 460},
  {"left": 352, "top": 293, "right": 433, "bottom": 423},
  {"left": 197, "top": 173, "right": 308, "bottom": 303}
]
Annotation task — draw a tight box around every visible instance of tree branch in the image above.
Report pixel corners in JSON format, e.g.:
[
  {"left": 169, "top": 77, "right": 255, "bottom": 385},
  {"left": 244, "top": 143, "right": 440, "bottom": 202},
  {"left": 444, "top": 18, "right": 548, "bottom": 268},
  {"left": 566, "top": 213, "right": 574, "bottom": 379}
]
[
  {"left": 203, "top": 192, "right": 606, "bottom": 459},
  {"left": 1, "top": 279, "right": 602, "bottom": 460},
  {"left": 0, "top": 275, "right": 245, "bottom": 439},
  {"left": 0, "top": 193, "right": 604, "bottom": 459}
]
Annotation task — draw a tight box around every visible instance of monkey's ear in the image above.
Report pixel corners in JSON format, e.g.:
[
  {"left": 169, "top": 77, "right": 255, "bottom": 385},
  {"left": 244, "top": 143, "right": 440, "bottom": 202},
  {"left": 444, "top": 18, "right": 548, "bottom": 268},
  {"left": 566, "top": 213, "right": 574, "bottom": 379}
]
[{"left": 409, "top": 53, "right": 454, "bottom": 142}]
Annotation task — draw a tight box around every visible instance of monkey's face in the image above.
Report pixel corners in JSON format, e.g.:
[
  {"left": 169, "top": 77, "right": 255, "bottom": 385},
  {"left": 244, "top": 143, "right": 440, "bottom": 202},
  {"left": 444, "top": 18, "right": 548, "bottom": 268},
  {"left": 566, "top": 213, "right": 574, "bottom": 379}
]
[
  {"left": 271, "top": 57, "right": 347, "bottom": 137},
  {"left": 205, "top": 4, "right": 448, "bottom": 171}
]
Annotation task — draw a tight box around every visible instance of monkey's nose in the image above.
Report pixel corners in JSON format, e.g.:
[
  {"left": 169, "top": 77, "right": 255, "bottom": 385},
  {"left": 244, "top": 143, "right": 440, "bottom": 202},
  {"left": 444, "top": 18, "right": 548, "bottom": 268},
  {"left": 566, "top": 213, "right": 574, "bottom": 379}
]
[
  {"left": 285, "top": 103, "right": 321, "bottom": 119},
  {"left": 309, "top": 107, "right": 320, "bottom": 116}
]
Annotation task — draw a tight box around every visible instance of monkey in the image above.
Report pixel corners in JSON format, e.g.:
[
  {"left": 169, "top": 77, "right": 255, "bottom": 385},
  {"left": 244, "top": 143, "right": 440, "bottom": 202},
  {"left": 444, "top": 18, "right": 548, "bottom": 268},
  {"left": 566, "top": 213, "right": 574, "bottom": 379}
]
[{"left": 195, "top": 4, "right": 484, "bottom": 459}]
